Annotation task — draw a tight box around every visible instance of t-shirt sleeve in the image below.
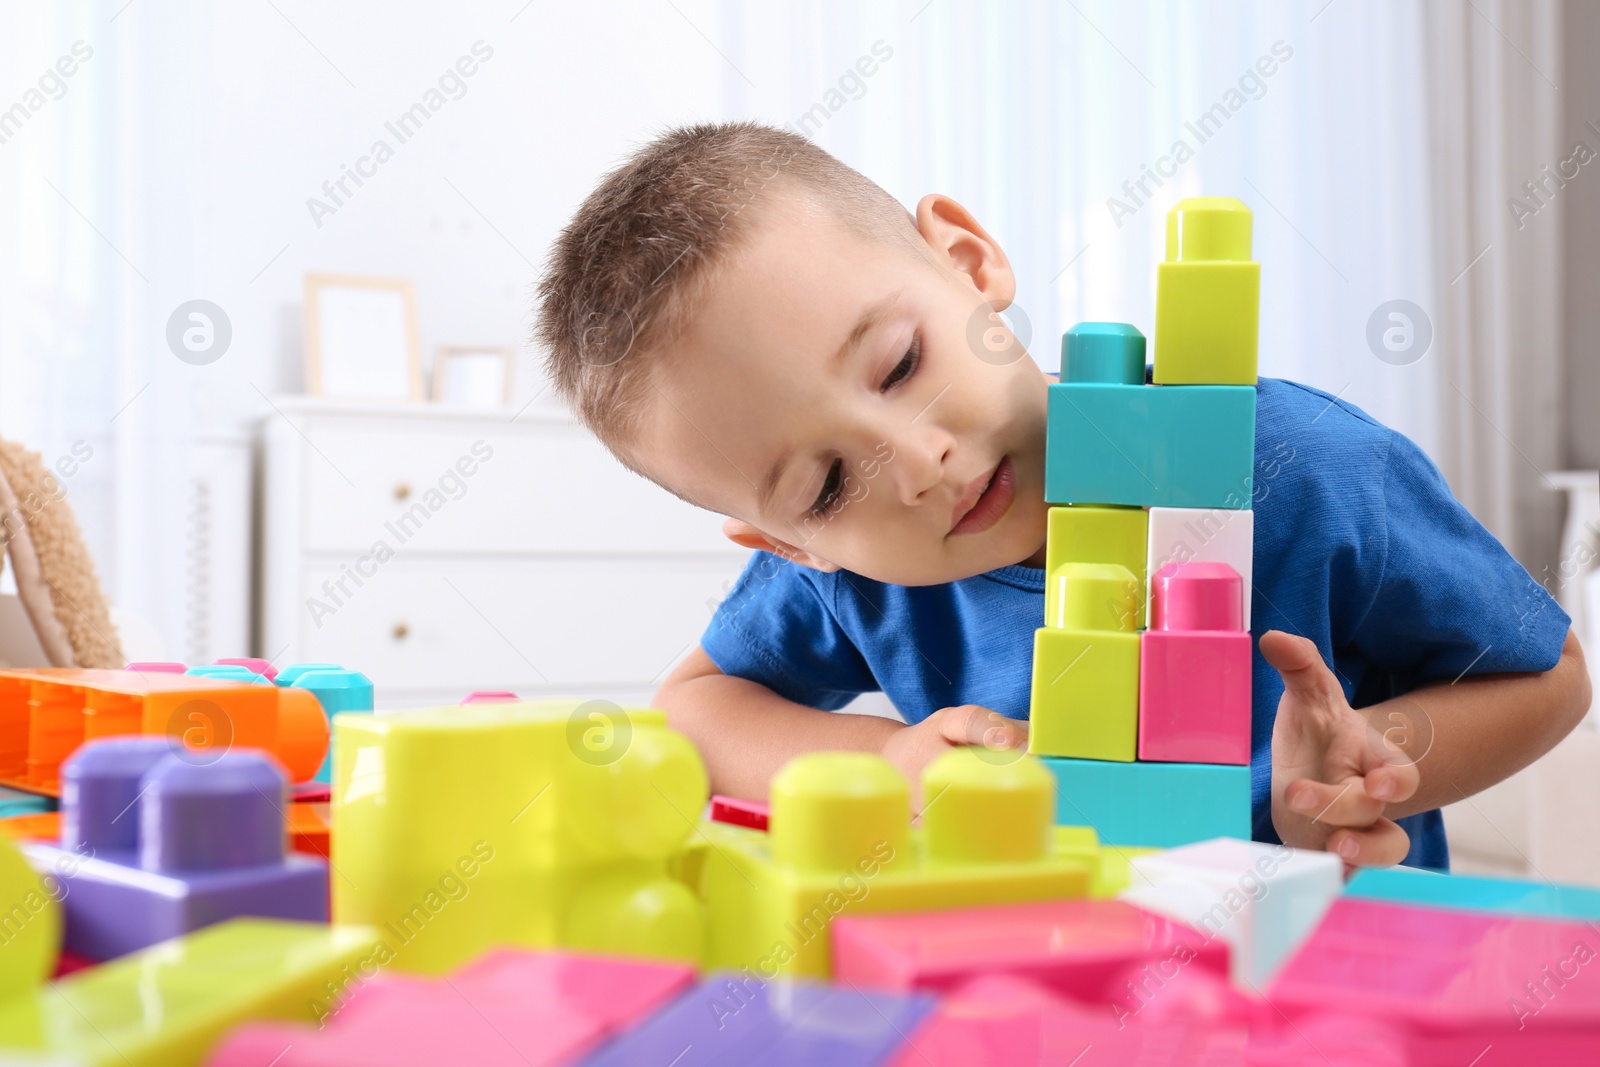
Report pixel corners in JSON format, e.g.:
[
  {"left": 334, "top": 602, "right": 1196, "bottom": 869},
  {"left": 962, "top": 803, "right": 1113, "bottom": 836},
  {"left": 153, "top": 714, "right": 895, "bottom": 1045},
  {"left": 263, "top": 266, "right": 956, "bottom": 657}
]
[
  {"left": 1343, "top": 428, "right": 1571, "bottom": 687},
  {"left": 700, "top": 551, "right": 879, "bottom": 711}
]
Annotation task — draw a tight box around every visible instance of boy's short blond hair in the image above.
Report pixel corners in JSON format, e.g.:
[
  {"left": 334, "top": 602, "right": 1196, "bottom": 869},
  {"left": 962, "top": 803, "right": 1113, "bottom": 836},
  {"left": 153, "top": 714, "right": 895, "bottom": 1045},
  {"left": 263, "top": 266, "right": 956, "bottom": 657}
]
[{"left": 534, "top": 122, "right": 916, "bottom": 477}]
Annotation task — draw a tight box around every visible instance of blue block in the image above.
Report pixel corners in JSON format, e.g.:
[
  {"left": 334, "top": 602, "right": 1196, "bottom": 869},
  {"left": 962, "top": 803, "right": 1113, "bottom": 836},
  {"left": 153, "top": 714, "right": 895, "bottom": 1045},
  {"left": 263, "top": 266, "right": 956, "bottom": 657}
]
[
  {"left": 1063, "top": 322, "right": 1147, "bottom": 385},
  {"left": 578, "top": 973, "right": 935, "bottom": 1066},
  {"left": 1045, "top": 382, "right": 1255, "bottom": 508},
  {"left": 1042, "top": 758, "right": 1251, "bottom": 848},
  {"left": 183, "top": 664, "right": 272, "bottom": 684},
  {"left": 291, "top": 669, "right": 374, "bottom": 785},
  {"left": 0, "top": 786, "right": 55, "bottom": 817},
  {"left": 273, "top": 663, "right": 343, "bottom": 687},
  {"left": 1346, "top": 866, "right": 1600, "bottom": 921}
]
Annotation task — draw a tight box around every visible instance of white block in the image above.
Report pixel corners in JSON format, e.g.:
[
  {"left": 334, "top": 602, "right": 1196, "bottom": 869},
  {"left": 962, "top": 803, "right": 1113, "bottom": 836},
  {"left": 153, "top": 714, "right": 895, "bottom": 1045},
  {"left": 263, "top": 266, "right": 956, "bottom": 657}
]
[
  {"left": 1121, "top": 837, "right": 1341, "bottom": 989},
  {"left": 1147, "top": 507, "right": 1254, "bottom": 628}
]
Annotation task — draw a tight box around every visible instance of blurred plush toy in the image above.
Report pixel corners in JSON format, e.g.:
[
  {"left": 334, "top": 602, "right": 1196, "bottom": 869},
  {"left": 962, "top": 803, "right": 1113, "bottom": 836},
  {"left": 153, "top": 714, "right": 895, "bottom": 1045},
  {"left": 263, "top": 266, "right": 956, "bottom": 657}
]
[{"left": 0, "top": 437, "right": 120, "bottom": 668}]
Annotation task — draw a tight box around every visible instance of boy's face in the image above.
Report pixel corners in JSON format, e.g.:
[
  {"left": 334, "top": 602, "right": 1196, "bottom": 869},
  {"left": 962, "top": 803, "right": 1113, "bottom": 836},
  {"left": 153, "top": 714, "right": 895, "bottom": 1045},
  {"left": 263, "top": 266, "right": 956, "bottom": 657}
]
[{"left": 637, "top": 190, "right": 1050, "bottom": 587}]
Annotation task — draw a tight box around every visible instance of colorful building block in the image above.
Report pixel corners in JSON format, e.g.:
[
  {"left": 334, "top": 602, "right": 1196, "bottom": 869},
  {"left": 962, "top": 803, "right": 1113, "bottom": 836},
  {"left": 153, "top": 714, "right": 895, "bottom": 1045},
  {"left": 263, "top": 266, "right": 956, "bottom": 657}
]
[
  {"left": 0, "top": 918, "right": 384, "bottom": 1067},
  {"left": 332, "top": 698, "right": 708, "bottom": 974},
  {"left": 709, "top": 794, "right": 770, "bottom": 831},
  {"left": 1146, "top": 505, "right": 1254, "bottom": 628},
  {"left": 274, "top": 662, "right": 342, "bottom": 687},
  {"left": 1137, "top": 562, "right": 1252, "bottom": 765},
  {"left": 1153, "top": 197, "right": 1259, "bottom": 385},
  {"left": 126, "top": 661, "right": 189, "bottom": 673},
  {"left": 1044, "top": 380, "right": 1256, "bottom": 508},
  {"left": 578, "top": 972, "right": 936, "bottom": 1067},
  {"left": 1121, "top": 838, "right": 1341, "bottom": 988},
  {"left": 0, "top": 667, "right": 329, "bottom": 792},
  {"left": 883, "top": 973, "right": 1247, "bottom": 1067},
  {"left": 0, "top": 833, "right": 59, "bottom": 999},
  {"left": 461, "top": 689, "right": 520, "bottom": 703},
  {"left": 1044, "top": 758, "right": 1250, "bottom": 848},
  {"left": 831, "top": 897, "right": 1227, "bottom": 1004},
  {"left": 1029, "top": 562, "right": 1140, "bottom": 761},
  {"left": 289, "top": 668, "right": 373, "bottom": 785},
  {"left": 21, "top": 738, "right": 327, "bottom": 961},
  {"left": 689, "top": 749, "right": 1093, "bottom": 979},
  {"left": 1266, "top": 897, "right": 1600, "bottom": 1055},
  {"left": 1345, "top": 865, "right": 1600, "bottom": 921},
  {"left": 1061, "top": 321, "right": 1147, "bottom": 385},
  {"left": 1043, "top": 504, "right": 1149, "bottom": 630},
  {"left": 206, "top": 949, "right": 696, "bottom": 1067}
]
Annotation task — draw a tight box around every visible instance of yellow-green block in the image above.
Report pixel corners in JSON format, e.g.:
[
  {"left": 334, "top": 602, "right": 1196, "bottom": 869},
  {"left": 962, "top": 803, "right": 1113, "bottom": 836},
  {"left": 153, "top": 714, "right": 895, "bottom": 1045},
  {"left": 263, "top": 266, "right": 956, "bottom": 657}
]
[
  {"left": 1044, "top": 505, "right": 1148, "bottom": 629},
  {"left": 696, "top": 750, "right": 1092, "bottom": 979},
  {"left": 0, "top": 919, "right": 383, "bottom": 1067},
  {"left": 333, "top": 699, "right": 709, "bottom": 974},
  {"left": 1028, "top": 627, "right": 1140, "bottom": 761},
  {"left": 1153, "top": 196, "right": 1259, "bottom": 385}
]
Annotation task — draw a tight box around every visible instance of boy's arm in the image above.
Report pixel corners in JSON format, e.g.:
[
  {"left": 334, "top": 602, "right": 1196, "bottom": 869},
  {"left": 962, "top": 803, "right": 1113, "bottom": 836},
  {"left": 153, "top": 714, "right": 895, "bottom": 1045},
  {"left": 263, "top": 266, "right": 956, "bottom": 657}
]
[
  {"left": 654, "top": 646, "right": 1027, "bottom": 800},
  {"left": 1269, "top": 627, "right": 1592, "bottom": 867}
]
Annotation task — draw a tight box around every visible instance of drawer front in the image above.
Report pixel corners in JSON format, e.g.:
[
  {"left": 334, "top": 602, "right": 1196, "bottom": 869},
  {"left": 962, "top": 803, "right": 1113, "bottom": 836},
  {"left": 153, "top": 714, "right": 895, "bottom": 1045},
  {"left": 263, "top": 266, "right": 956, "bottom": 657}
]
[
  {"left": 297, "top": 557, "right": 747, "bottom": 693},
  {"left": 297, "top": 421, "right": 735, "bottom": 556}
]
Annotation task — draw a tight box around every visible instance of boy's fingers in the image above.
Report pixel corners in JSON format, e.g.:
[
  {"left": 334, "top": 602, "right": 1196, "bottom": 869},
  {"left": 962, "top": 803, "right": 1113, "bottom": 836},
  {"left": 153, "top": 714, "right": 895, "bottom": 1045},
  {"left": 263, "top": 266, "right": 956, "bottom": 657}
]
[
  {"left": 936, "top": 705, "right": 1027, "bottom": 748},
  {"left": 1363, "top": 759, "right": 1420, "bottom": 806},
  {"left": 1285, "top": 775, "right": 1385, "bottom": 827},
  {"left": 1327, "top": 819, "right": 1412, "bottom": 868},
  {"left": 1259, "top": 630, "right": 1344, "bottom": 706}
]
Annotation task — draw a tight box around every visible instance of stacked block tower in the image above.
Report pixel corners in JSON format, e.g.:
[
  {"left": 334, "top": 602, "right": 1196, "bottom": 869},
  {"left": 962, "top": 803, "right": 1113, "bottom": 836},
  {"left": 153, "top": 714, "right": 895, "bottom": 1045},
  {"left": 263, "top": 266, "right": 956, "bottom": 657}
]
[{"left": 1030, "top": 197, "right": 1258, "bottom": 848}]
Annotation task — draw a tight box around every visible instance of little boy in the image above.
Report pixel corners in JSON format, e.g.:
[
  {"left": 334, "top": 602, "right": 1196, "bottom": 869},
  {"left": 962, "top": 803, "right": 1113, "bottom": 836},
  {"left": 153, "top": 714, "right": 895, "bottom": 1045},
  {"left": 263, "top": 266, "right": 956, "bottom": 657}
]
[{"left": 535, "top": 122, "right": 1589, "bottom": 869}]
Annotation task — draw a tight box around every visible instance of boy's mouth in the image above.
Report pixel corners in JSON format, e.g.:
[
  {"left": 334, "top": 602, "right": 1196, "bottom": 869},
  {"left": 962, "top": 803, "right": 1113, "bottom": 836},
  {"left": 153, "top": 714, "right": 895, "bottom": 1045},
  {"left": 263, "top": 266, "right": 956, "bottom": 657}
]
[{"left": 950, "top": 456, "right": 1016, "bottom": 537}]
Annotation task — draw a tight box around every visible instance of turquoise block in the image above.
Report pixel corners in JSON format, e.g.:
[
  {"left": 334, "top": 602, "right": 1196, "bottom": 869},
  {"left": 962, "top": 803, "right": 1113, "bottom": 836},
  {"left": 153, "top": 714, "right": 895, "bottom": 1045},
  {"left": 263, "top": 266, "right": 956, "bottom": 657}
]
[
  {"left": 1042, "top": 758, "right": 1250, "bottom": 848},
  {"left": 274, "top": 663, "right": 343, "bottom": 687},
  {"left": 184, "top": 664, "right": 272, "bottom": 684},
  {"left": 0, "top": 785, "right": 55, "bottom": 817},
  {"left": 1045, "top": 382, "right": 1255, "bottom": 508},
  {"left": 1346, "top": 866, "right": 1600, "bottom": 921},
  {"left": 292, "top": 669, "right": 374, "bottom": 785},
  {"left": 1063, "top": 322, "right": 1147, "bottom": 385}
]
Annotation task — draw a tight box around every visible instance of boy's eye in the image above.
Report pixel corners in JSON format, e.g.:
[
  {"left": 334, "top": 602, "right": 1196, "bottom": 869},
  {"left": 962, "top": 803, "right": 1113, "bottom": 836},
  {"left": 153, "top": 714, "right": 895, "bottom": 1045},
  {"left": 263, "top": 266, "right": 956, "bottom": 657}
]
[
  {"left": 810, "top": 459, "right": 844, "bottom": 516},
  {"left": 879, "top": 335, "right": 921, "bottom": 392}
]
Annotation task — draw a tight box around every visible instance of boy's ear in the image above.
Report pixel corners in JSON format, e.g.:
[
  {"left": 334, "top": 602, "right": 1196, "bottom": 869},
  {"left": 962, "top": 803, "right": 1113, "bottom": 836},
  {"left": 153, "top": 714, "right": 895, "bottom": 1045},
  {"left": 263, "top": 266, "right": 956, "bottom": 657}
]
[
  {"left": 722, "top": 518, "right": 841, "bottom": 574},
  {"left": 914, "top": 194, "right": 1016, "bottom": 308}
]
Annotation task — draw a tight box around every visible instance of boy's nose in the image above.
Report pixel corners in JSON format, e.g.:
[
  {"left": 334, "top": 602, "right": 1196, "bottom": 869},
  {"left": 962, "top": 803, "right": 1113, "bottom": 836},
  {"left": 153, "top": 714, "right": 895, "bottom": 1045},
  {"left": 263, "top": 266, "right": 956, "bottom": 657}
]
[{"left": 888, "top": 424, "right": 954, "bottom": 507}]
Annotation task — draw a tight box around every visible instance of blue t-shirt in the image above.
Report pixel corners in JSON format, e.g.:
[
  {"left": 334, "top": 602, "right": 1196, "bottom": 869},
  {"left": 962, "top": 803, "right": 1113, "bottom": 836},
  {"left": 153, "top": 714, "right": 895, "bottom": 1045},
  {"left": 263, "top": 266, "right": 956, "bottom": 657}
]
[{"left": 700, "top": 378, "right": 1572, "bottom": 869}]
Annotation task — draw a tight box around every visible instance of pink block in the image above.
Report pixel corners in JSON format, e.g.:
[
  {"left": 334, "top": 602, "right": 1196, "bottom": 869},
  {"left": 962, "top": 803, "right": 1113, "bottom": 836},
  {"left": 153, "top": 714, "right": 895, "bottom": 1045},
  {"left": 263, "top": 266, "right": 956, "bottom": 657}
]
[
  {"left": 887, "top": 973, "right": 1245, "bottom": 1067},
  {"left": 1265, "top": 898, "right": 1600, "bottom": 1057},
  {"left": 214, "top": 657, "right": 278, "bottom": 681},
  {"left": 1137, "top": 630, "right": 1252, "bottom": 764},
  {"left": 124, "top": 661, "right": 188, "bottom": 673},
  {"left": 461, "top": 690, "right": 520, "bottom": 703},
  {"left": 832, "top": 898, "right": 1229, "bottom": 1010},
  {"left": 1138, "top": 561, "right": 1250, "bottom": 765},
  {"left": 709, "top": 794, "right": 770, "bottom": 831},
  {"left": 205, "top": 949, "right": 696, "bottom": 1067}
]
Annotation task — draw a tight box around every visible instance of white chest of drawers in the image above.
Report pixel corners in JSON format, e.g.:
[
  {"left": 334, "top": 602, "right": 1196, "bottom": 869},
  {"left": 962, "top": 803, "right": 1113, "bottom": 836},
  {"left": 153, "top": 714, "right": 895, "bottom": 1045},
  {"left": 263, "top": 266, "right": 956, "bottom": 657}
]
[{"left": 256, "top": 398, "right": 750, "bottom": 709}]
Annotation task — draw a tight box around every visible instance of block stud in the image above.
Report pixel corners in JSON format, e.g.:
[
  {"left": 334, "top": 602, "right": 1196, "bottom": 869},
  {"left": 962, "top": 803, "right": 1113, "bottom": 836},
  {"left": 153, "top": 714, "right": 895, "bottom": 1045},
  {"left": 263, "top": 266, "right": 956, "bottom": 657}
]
[
  {"left": 921, "top": 748, "right": 1053, "bottom": 866},
  {"left": 139, "top": 751, "right": 286, "bottom": 872},
  {"left": 771, "top": 753, "right": 909, "bottom": 874},
  {"left": 60, "top": 736, "right": 174, "bottom": 854},
  {"left": 1150, "top": 561, "right": 1243, "bottom": 632},
  {"left": 1062, "top": 322, "right": 1146, "bottom": 385},
  {"left": 1048, "top": 562, "right": 1140, "bottom": 632},
  {"left": 1165, "top": 197, "right": 1252, "bottom": 262}
]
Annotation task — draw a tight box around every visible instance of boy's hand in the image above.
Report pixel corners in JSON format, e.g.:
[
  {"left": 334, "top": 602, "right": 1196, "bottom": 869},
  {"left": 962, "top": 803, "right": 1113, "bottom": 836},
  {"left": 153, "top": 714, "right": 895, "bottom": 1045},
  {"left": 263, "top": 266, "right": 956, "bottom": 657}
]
[
  {"left": 881, "top": 705, "right": 1029, "bottom": 808},
  {"left": 1264, "top": 631, "right": 1421, "bottom": 868}
]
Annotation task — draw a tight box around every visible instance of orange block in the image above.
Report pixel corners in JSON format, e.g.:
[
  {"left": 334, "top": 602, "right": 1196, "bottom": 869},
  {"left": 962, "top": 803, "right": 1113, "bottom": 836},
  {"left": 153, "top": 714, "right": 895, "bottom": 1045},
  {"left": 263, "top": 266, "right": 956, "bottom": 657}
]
[
  {"left": 0, "top": 800, "right": 331, "bottom": 858},
  {"left": 0, "top": 669, "right": 328, "bottom": 793}
]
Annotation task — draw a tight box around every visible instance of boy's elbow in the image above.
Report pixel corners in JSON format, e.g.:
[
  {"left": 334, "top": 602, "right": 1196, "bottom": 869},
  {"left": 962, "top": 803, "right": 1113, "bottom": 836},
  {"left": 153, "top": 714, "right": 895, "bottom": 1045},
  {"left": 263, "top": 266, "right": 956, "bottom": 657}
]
[
  {"left": 652, "top": 645, "right": 724, "bottom": 714},
  {"left": 1559, "top": 628, "right": 1593, "bottom": 731}
]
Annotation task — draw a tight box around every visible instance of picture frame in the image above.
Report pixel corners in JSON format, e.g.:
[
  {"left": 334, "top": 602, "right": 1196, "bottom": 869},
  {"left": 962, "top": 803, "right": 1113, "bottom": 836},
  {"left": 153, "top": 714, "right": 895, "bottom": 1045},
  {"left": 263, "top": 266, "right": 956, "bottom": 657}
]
[
  {"left": 303, "top": 274, "right": 424, "bottom": 402},
  {"left": 432, "top": 346, "right": 515, "bottom": 407}
]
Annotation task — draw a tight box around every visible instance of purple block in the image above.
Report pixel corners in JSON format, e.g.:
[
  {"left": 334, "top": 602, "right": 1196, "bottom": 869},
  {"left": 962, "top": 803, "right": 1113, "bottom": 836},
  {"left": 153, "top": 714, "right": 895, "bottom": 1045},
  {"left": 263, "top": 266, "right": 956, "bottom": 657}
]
[
  {"left": 577, "top": 973, "right": 935, "bottom": 1067},
  {"left": 23, "top": 739, "right": 326, "bottom": 962}
]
